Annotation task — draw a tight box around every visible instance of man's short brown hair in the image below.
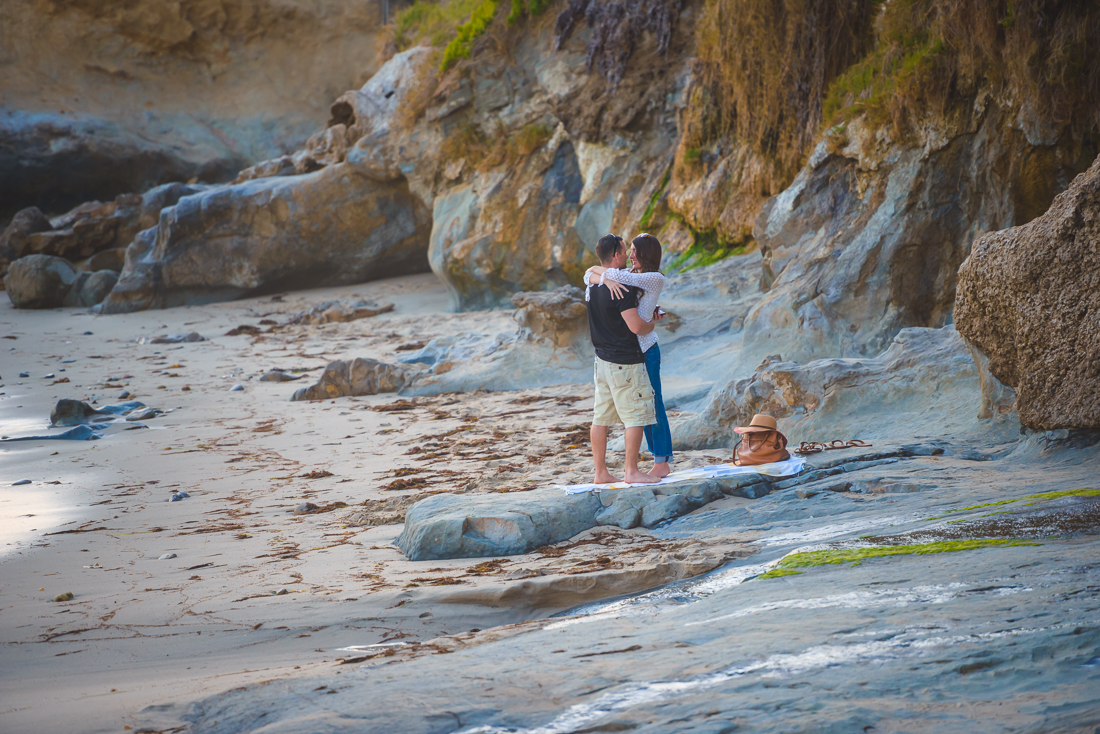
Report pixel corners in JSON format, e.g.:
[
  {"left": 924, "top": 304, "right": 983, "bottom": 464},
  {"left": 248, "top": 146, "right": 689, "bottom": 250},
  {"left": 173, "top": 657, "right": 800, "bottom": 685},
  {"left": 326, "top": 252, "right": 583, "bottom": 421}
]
[{"left": 596, "top": 234, "right": 623, "bottom": 264}]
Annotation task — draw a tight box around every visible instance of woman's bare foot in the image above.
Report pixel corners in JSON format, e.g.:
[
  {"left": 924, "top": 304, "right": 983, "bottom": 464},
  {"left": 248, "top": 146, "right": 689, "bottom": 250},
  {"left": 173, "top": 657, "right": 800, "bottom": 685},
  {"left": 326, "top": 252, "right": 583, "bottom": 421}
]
[
  {"left": 624, "top": 467, "right": 660, "bottom": 484},
  {"left": 648, "top": 462, "right": 671, "bottom": 479},
  {"left": 593, "top": 471, "right": 622, "bottom": 484}
]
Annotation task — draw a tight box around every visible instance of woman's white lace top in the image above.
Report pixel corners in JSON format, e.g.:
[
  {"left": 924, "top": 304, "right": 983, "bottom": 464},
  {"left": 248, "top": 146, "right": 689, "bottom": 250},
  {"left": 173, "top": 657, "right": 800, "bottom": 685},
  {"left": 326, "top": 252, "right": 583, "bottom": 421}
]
[{"left": 582, "top": 268, "right": 665, "bottom": 353}]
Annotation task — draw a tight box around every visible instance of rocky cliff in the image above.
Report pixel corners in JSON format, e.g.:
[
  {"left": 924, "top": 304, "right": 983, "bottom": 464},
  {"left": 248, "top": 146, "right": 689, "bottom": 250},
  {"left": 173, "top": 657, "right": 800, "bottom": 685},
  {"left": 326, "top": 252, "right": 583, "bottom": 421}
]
[
  {"left": 0, "top": 0, "right": 387, "bottom": 220},
  {"left": 4, "top": 0, "right": 1098, "bottom": 432}
]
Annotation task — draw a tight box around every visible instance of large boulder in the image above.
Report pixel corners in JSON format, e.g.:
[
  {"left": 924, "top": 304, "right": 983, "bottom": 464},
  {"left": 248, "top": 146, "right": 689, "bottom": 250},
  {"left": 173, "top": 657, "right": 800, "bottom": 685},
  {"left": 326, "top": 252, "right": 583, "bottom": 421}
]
[
  {"left": 956, "top": 154, "right": 1100, "bottom": 430},
  {"left": 4, "top": 255, "right": 79, "bottom": 308},
  {"left": 0, "top": 207, "right": 52, "bottom": 273},
  {"left": 511, "top": 285, "right": 589, "bottom": 348},
  {"left": 100, "top": 163, "right": 433, "bottom": 312},
  {"left": 63, "top": 270, "right": 119, "bottom": 307},
  {"left": 396, "top": 489, "right": 604, "bottom": 561},
  {"left": 291, "top": 358, "right": 416, "bottom": 401},
  {"left": 0, "top": 184, "right": 207, "bottom": 275}
]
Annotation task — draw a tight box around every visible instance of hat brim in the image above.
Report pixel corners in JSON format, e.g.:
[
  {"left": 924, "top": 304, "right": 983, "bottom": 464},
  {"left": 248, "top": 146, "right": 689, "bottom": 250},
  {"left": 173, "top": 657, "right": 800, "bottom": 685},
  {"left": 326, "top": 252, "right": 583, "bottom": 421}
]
[{"left": 734, "top": 426, "right": 775, "bottom": 434}]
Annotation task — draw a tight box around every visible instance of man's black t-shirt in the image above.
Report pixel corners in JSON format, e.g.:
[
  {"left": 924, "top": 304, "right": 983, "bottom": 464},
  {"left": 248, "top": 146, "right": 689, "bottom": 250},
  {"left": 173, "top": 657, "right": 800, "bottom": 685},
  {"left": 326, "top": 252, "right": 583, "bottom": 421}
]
[{"left": 586, "top": 283, "right": 644, "bottom": 364}]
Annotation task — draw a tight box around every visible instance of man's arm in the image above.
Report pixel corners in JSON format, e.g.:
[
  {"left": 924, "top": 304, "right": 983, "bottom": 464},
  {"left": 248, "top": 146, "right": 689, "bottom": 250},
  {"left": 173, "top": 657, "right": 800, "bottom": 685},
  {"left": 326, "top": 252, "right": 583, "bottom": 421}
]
[{"left": 621, "top": 308, "right": 655, "bottom": 335}]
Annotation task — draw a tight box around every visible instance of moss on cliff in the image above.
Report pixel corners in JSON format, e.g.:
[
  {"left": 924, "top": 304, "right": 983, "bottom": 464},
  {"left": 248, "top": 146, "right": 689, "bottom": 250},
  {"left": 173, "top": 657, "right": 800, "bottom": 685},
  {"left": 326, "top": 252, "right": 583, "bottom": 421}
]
[
  {"left": 823, "top": 1, "right": 1100, "bottom": 139},
  {"left": 689, "top": 0, "right": 878, "bottom": 179}
]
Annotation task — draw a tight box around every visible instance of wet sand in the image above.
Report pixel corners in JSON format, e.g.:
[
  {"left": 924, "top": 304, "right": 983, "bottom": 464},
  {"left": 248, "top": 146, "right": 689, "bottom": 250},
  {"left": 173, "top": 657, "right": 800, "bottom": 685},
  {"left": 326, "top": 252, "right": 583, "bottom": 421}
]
[{"left": 0, "top": 274, "right": 751, "bottom": 734}]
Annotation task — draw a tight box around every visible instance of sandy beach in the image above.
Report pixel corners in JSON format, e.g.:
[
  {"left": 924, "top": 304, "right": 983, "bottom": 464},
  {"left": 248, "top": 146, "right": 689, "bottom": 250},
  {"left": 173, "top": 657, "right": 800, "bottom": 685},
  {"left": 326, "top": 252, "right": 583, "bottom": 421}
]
[{"left": 1, "top": 274, "right": 753, "bottom": 733}]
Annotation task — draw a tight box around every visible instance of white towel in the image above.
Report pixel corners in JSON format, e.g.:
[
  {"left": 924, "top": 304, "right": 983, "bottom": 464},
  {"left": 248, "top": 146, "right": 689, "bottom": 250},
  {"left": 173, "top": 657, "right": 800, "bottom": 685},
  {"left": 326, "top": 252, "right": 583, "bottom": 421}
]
[{"left": 558, "top": 457, "right": 806, "bottom": 494}]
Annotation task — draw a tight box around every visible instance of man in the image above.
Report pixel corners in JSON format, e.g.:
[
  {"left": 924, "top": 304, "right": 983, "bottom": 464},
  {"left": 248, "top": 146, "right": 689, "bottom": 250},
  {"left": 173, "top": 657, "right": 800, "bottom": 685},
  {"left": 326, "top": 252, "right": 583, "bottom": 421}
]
[{"left": 585, "top": 234, "right": 660, "bottom": 485}]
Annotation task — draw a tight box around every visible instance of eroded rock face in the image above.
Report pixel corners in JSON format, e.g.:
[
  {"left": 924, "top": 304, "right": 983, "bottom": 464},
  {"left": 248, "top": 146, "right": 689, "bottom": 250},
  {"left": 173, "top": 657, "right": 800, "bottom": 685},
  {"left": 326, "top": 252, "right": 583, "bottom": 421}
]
[
  {"left": 101, "top": 164, "right": 432, "bottom": 312},
  {"left": 5, "top": 255, "right": 79, "bottom": 308},
  {"left": 739, "top": 107, "right": 1096, "bottom": 374},
  {"left": 1, "top": 0, "right": 387, "bottom": 214},
  {"left": 291, "top": 358, "right": 415, "bottom": 401},
  {"left": 0, "top": 184, "right": 206, "bottom": 277},
  {"left": 956, "top": 154, "right": 1100, "bottom": 430},
  {"left": 676, "top": 326, "right": 1015, "bottom": 450}
]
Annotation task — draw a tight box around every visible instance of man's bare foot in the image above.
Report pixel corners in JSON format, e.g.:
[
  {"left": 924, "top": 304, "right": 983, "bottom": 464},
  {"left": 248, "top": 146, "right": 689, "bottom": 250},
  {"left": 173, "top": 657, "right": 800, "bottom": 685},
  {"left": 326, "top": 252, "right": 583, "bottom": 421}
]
[
  {"left": 648, "top": 462, "right": 671, "bottom": 479},
  {"left": 593, "top": 471, "right": 622, "bottom": 484},
  {"left": 624, "top": 467, "right": 660, "bottom": 484}
]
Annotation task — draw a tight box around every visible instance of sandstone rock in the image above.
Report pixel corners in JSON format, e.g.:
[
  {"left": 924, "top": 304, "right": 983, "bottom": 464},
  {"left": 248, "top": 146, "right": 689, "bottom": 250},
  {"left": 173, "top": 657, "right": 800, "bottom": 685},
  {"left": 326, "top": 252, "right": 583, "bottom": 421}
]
[
  {"left": 83, "top": 247, "right": 127, "bottom": 273},
  {"left": 0, "top": 207, "right": 51, "bottom": 271},
  {"left": 956, "top": 154, "right": 1100, "bottom": 430},
  {"left": 595, "top": 488, "right": 658, "bottom": 529},
  {"left": 51, "top": 399, "right": 148, "bottom": 426},
  {"left": 287, "top": 300, "right": 394, "bottom": 326},
  {"left": 511, "top": 285, "right": 589, "bottom": 348},
  {"left": 396, "top": 309, "right": 592, "bottom": 398},
  {"left": 101, "top": 164, "right": 432, "bottom": 313},
  {"left": 676, "top": 326, "right": 1014, "bottom": 450},
  {"left": 291, "top": 358, "right": 414, "bottom": 401},
  {"left": 396, "top": 488, "right": 603, "bottom": 561},
  {"left": 1, "top": 2, "right": 388, "bottom": 214},
  {"left": 738, "top": 107, "right": 1096, "bottom": 375},
  {"left": 640, "top": 494, "right": 695, "bottom": 528},
  {"left": 4, "top": 255, "right": 78, "bottom": 308},
  {"left": 1, "top": 185, "right": 207, "bottom": 278},
  {"left": 259, "top": 370, "right": 301, "bottom": 383},
  {"left": 62, "top": 270, "right": 119, "bottom": 307}
]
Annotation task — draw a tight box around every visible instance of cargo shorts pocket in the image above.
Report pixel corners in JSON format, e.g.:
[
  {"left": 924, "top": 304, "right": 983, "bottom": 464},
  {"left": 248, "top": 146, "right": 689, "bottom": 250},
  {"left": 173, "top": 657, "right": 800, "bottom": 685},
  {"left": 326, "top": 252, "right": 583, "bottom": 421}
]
[
  {"left": 607, "top": 365, "right": 635, "bottom": 390},
  {"left": 634, "top": 384, "right": 655, "bottom": 404}
]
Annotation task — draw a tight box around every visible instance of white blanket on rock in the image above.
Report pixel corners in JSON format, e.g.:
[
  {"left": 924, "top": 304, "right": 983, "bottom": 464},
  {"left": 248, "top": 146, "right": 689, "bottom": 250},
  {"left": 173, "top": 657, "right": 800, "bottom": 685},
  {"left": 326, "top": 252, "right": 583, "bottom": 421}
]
[{"left": 558, "top": 457, "right": 807, "bottom": 495}]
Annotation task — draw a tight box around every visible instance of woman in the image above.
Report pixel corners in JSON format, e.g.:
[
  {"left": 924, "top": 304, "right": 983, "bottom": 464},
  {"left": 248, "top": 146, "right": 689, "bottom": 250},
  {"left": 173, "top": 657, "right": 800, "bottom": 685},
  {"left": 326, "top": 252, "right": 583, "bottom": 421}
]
[{"left": 583, "top": 233, "right": 672, "bottom": 479}]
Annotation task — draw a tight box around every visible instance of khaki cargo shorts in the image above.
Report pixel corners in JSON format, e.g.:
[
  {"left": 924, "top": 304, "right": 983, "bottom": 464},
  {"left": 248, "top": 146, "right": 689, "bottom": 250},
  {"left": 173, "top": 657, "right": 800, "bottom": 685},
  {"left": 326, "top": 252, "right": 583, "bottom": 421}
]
[{"left": 593, "top": 356, "right": 656, "bottom": 428}]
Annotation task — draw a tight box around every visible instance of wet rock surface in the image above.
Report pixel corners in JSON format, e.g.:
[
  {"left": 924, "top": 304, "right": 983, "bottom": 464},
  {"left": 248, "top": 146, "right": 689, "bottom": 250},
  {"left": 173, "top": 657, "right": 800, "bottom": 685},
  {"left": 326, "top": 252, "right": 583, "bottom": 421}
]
[
  {"left": 956, "top": 153, "right": 1100, "bottom": 430},
  {"left": 162, "top": 433, "right": 1100, "bottom": 734},
  {"left": 50, "top": 399, "right": 150, "bottom": 426}
]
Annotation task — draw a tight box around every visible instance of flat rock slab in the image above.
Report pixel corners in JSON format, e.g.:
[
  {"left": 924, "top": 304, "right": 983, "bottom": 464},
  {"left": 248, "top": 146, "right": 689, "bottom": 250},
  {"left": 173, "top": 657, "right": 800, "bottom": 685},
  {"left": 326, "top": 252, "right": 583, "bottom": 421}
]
[
  {"left": 396, "top": 444, "right": 948, "bottom": 561},
  {"left": 396, "top": 489, "right": 603, "bottom": 561}
]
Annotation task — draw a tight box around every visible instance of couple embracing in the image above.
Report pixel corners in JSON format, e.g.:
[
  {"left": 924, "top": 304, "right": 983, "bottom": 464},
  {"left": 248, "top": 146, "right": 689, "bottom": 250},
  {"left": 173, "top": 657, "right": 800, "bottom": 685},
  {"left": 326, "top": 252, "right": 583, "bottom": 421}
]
[{"left": 583, "top": 232, "right": 672, "bottom": 485}]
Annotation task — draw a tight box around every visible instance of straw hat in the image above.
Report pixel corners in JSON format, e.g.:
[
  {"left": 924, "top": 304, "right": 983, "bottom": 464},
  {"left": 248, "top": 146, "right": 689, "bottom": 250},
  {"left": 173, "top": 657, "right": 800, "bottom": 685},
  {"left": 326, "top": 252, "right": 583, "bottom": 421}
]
[{"left": 734, "top": 413, "right": 779, "bottom": 434}]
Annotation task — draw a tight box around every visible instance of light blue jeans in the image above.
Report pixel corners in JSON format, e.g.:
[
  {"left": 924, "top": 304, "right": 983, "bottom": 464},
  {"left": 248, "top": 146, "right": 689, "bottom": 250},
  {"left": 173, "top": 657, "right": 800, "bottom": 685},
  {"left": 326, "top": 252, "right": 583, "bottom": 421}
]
[{"left": 643, "top": 343, "right": 673, "bottom": 463}]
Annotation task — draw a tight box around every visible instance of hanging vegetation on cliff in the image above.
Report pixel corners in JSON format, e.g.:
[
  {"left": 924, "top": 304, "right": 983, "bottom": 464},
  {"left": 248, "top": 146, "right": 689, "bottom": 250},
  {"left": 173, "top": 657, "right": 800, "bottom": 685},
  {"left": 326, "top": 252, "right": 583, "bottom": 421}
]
[
  {"left": 553, "top": 0, "right": 683, "bottom": 93},
  {"left": 823, "top": 0, "right": 1100, "bottom": 139},
  {"left": 686, "top": 0, "right": 878, "bottom": 179}
]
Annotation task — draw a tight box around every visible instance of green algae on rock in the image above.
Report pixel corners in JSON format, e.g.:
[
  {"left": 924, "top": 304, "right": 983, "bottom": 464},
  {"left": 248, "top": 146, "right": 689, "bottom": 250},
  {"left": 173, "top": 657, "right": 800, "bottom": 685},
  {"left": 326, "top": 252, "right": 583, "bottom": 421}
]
[
  {"left": 933, "top": 488, "right": 1100, "bottom": 519},
  {"left": 757, "top": 538, "right": 1040, "bottom": 579}
]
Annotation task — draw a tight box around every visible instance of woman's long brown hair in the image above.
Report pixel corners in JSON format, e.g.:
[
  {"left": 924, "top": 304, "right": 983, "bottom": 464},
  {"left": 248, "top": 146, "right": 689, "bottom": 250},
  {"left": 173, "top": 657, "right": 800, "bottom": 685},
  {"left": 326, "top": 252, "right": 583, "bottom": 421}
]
[{"left": 631, "top": 233, "right": 662, "bottom": 273}]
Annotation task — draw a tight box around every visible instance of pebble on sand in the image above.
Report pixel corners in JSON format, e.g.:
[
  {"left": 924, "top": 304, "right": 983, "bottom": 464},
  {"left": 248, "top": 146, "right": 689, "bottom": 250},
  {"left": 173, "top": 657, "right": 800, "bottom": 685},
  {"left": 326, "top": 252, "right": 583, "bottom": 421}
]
[
  {"left": 118, "top": 390, "right": 131, "bottom": 399},
  {"left": 293, "top": 502, "right": 319, "bottom": 515},
  {"left": 169, "top": 491, "right": 190, "bottom": 502},
  {"left": 19, "top": 372, "right": 29, "bottom": 377},
  {"left": 159, "top": 553, "right": 177, "bottom": 560},
  {"left": 52, "top": 592, "right": 74, "bottom": 602},
  {"left": 231, "top": 384, "right": 244, "bottom": 391},
  {"left": 13, "top": 479, "right": 32, "bottom": 486}
]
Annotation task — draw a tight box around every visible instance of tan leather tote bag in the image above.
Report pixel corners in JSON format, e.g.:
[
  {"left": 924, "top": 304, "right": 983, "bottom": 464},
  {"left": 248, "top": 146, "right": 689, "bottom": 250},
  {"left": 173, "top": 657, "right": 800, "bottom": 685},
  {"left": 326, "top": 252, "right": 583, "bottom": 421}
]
[{"left": 733, "top": 430, "right": 791, "bottom": 466}]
